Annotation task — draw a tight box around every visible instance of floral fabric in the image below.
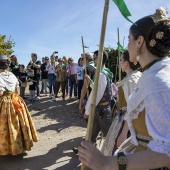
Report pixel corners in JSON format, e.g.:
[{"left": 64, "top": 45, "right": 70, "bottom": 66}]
[{"left": 0, "top": 93, "right": 38, "bottom": 155}]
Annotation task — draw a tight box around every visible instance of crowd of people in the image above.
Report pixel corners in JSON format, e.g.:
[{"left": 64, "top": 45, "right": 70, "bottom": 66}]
[
  {"left": 0, "top": 6, "right": 170, "bottom": 170},
  {"left": 8, "top": 51, "right": 87, "bottom": 102}
]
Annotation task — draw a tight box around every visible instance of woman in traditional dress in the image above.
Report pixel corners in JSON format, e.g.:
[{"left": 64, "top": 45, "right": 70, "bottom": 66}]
[
  {"left": 78, "top": 7, "right": 170, "bottom": 169},
  {"left": 101, "top": 50, "right": 141, "bottom": 156},
  {"left": 0, "top": 55, "right": 38, "bottom": 155}
]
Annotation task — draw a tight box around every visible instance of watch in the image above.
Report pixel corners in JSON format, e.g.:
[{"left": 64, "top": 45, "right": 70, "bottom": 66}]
[{"left": 117, "top": 152, "right": 127, "bottom": 170}]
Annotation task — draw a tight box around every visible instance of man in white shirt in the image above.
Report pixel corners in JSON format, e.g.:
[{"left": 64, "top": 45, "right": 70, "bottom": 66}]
[
  {"left": 72, "top": 51, "right": 113, "bottom": 154},
  {"left": 84, "top": 50, "right": 112, "bottom": 143}
]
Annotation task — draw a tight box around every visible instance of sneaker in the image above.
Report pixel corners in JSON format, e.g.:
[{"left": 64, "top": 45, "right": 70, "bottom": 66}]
[
  {"left": 49, "top": 94, "right": 52, "bottom": 98},
  {"left": 72, "top": 146, "right": 78, "bottom": 155},
  {"left": 36, "top": 96, "right": 40, "bottom": 100}
]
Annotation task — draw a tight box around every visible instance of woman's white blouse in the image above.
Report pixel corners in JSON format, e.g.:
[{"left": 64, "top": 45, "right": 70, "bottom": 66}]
[
  {"left": 127, "top": 57, "right": 170, "bottom": 157},
  {"left": 0, "top": 72, "right": 19, "bottom": 92}
]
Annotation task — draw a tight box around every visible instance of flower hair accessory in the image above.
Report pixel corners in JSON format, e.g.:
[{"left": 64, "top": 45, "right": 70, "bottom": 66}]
[
  {"left": 156, "top": 31, "right": 164, "bottom": 39},
  {"left": 149, "top": 39, "right": 156, "bottom": 47}
]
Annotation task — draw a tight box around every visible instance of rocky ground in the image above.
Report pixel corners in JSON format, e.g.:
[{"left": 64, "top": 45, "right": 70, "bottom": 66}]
[{"left": 0, "top": 91, "right": 88, "bottom": 170}]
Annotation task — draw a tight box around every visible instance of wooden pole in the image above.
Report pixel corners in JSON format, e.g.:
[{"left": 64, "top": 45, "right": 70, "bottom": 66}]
[
  {"left": 117, "top": 28, "right": 121, "bottom": 81},
  {"left": 81, "top": 0, "right": 110, "bottom": 169},
  {"left": 81, "top": 36, "right": 89, "bottom": 98}
]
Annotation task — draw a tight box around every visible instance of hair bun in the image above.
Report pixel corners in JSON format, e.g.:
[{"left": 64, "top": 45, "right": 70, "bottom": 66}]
[
  {"left": 151, "top": 7, "right": 168, "bottom": 23},
  {"left": 146, "top": 19, "right": 170, "bottom": 58}
]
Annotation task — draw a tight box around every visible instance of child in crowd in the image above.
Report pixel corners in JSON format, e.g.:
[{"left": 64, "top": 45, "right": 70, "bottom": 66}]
[
  {"left": 18, "top": 64, "right": 27, "bottom": 99},
  {"left": 27, "top": 69, "right": 37, "bottom": 102}
]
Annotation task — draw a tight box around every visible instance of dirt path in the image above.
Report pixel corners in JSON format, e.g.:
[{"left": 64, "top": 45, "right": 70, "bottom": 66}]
[{"left": 0, "top": 92, "right": 87, "bottom": 170}]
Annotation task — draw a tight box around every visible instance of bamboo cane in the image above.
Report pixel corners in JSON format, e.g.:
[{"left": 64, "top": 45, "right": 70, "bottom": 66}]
[
  {"left": 81, "top": 36, "right": 89, "bottom": 98},
  {"left": 81, "top": 0, "right": 110, "bottom": 169},
  {"left": 117, "top": 28, "right": 121, "bottom": 81},
  {"left": 114, "top": 56, "right": 118, "bottom": 83}
]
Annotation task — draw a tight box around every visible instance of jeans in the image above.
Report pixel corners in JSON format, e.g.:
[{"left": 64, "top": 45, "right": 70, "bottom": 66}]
[
  {"left": 42, "top": 79, "right": 48, "bottom": 93},
  {"left": 48, "top": 74, "right": 56, "bottom": 95},
  {"left": 36, "top": 76, "right": 40, "bottom": 96},
  {"left": 20, "top": 86, "right": 26, "bottom": 98},
  {"left": 91, "top": 104, "right": 112, "bottom": 143},
  {"left": 77, "top": 80, "right": 84, "bottom": 99},
  {"left": 65, "top": 77, "right": 70, "bottom": 95},
  {"left": 41, "top": 80, "right": 44, "bottom": 92},
  {"left": 29, "top": 90, "right": 36, "bottom": 100},
  {"left": 69, "top": 75, "right": 77, "bottom": 97}
]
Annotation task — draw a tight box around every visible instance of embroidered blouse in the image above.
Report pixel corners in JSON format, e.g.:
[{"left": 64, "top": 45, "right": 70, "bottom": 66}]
[{"left": 127, "top": 57, "right": 170, "bottom": 157}]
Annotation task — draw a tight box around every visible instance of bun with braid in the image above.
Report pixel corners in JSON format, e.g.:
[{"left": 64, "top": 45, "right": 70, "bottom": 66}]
[
  {"left": 130, "top": 7, "right": 170, "bottom": 58},
  {"left": 146, "top": 20, "right": 170, "bottom": 58}
]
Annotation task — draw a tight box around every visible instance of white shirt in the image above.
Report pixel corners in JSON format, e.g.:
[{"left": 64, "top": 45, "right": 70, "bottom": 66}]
[
  {"left": 127, "top": 57, "right": 170, "bottom": 157},
  {"left": 85, "top": 72, "right": 107, "bottom": 115},
  {"left": 77, "top": 65, "right": 84, "bottom": 80},
  {"left": 46, "top": 62, "right": 56, "bottom": 75},
  {"left": 0, "top": 72, "right": 19, "bottom": 92}
]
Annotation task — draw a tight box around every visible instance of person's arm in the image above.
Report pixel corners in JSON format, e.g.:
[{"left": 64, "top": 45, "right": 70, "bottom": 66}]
[
  {"left": 78, "top": 141, "right": 170, "bottom": 170},
  {"left": 32, "top": 61, "right": 41, "bottom": 69},
  {"left": 116, "top": 121, "right": 129, "bottom": 147},
  {"left": 15, "top": 79, "right": 20, "bottom": 94},
  {"left": 0, "top": 90, "right": 3, "bottom": 96},
  {"left": 15, "top": 87, "right": 19, "bottom": 94},
  {"left": 84, "top": 73, "right": 107, "bottom": 117}
]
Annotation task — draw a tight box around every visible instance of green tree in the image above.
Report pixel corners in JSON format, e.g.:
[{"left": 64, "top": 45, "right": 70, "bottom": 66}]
[
  {"left": 105, "top": 46, "right": 126, "bottom": 82},
  {"left": 0, "top": 35, "right": 15, "bottom": 56}
]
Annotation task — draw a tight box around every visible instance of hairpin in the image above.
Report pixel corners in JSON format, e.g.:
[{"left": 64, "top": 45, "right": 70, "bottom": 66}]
[{"left": 149, "top": 39, "right": 156, "bottom": 47}]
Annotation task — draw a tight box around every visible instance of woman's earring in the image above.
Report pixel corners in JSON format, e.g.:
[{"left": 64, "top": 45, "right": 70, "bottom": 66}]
[
  {"left": 136, "top": 48, "right": 140, "bottom": 61},
  {"left": 134, "top": 48, "right": 140, "bottom": 65}
]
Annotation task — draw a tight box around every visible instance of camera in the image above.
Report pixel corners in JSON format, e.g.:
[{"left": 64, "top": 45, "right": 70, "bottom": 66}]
[{"left": 54, "top": 51, "right": 58, "bottom": 54}]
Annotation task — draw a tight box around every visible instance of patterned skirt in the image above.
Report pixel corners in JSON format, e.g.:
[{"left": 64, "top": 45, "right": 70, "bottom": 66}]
[{"left": 0, "top": 93, "right": 38, "bottom": 155}]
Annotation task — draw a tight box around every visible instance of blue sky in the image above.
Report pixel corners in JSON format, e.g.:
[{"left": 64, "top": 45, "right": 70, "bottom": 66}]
[{"left": 0, "top": 0, "right": 169, "bottom": 66}]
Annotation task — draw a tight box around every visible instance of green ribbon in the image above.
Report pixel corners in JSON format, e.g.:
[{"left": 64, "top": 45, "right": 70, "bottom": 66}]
[
  {"left": 101, "top": 67, "right": 113, "bottom": 83},
  {"left": 86, "top": 61, "right": 96, "bottom": 69},
  {"left": 117, "top": 42, "right": 124, "bottom": 53},
  {"left": 113, "top": 0, "right": 134, "bottom": 24},
  {"left": 83, "top": 45, "right": 89, "bottom": 48},
  {"left": 91, "top": 67, "right": 113, "bottom": 83}
]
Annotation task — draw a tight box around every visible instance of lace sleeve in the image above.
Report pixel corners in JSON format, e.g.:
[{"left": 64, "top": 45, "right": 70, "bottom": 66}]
[
  {"left": 0, "top": 77, "right": 5, "bottom": 91},
  {"left": 145, "top": 92, "right": 170, "bottom": 157}
]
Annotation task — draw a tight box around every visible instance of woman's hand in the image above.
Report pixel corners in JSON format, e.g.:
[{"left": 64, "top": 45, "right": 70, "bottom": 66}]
[
  {"left": 84, "top": 74, "right": 92, "bottom": 85},
  {"left": 84, "top": 113, "right": 88, "bottom": 119},
  {"left": 0, "top": 90, "right": 3, "bottom": 96},
  {"left": 78, "top": 141, "right": 109, "bottom": 170}
]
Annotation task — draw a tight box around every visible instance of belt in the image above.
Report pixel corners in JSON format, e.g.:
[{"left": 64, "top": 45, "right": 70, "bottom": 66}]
[
  {"left": 136, "top": 134, "right": 152, "bottom": 147},
  {"left": 99, "top": 101, "right": 109, "bottom": 106}
]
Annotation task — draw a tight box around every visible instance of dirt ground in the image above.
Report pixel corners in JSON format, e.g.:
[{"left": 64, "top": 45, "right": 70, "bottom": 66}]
[{"left": 0, "top": 90, "right": 88, "bottom": 170}]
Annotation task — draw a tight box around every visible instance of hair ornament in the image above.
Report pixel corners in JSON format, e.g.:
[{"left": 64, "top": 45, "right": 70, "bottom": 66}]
[
  {"left": 149, "top": 39, "right": 157, "bottom": 47},
  {"left": 151, "top": 7, "right": 168, "bottom": 23},
  {"left": 156, "top": 31, "right": 164, "bottom": 39}
]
